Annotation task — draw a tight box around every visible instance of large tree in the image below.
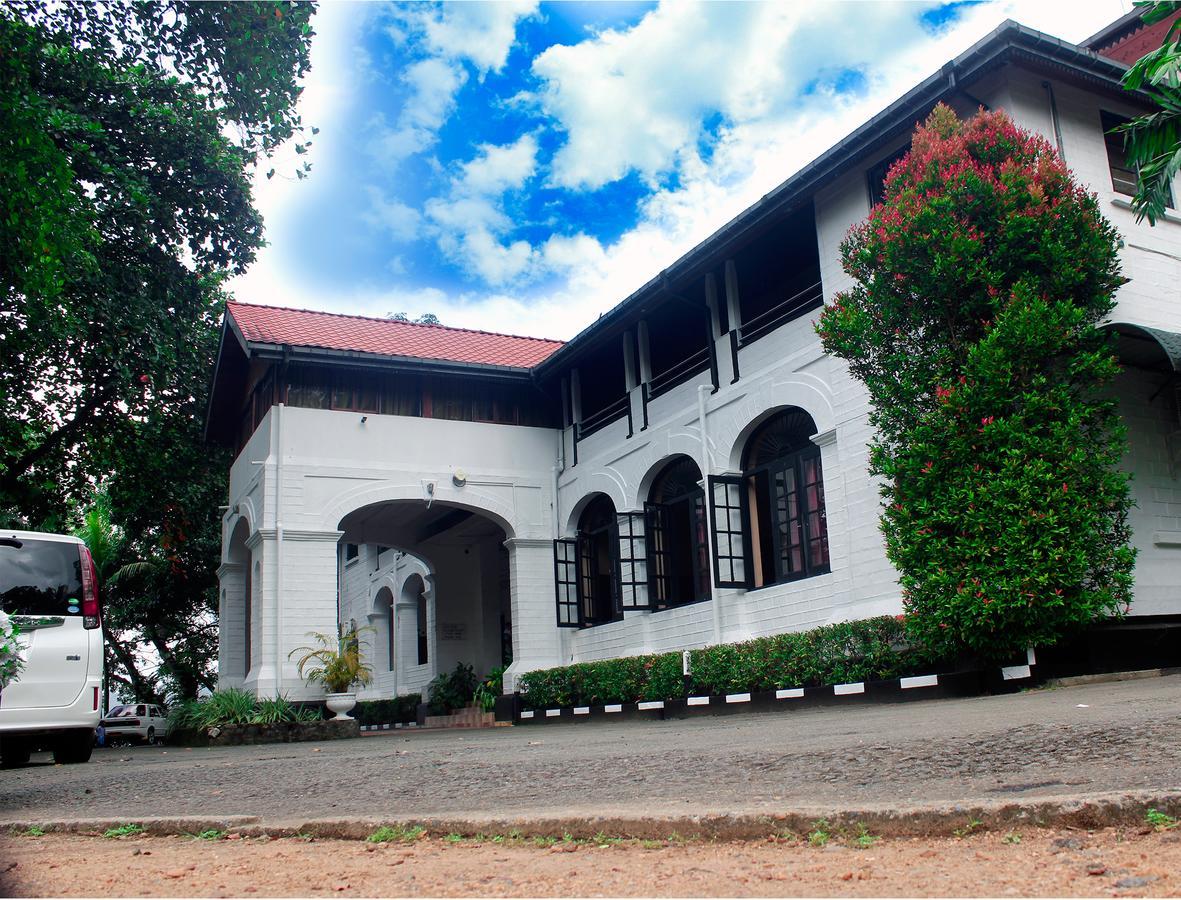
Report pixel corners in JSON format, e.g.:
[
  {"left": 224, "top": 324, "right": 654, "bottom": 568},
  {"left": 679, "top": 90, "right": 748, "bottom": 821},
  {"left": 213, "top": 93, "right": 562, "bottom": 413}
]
[
  {"left": 817, "top": 105, "right": 1135, "bottom": 663},
  {"left": 0, "top": 2, "right": 315, "bottom": 698}
]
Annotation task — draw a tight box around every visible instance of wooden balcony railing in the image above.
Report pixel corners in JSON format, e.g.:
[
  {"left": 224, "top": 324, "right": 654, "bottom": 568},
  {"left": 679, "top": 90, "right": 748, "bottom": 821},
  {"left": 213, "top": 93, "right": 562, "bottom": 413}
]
[{"left": 738, "top": 281, "right": 824, "bottom": 347}]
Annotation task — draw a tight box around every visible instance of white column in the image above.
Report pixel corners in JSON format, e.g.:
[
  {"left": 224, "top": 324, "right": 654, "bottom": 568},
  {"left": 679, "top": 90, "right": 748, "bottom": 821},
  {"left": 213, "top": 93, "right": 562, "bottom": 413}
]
[
  {"left": 216, "top": 562, "right": 245, "bottom": 689},
  {"left": 268, "top": 529, "right": 344, "bottom": 699},
  {"left": 502, "top": 537, "right": 564, "bottom": 692}
]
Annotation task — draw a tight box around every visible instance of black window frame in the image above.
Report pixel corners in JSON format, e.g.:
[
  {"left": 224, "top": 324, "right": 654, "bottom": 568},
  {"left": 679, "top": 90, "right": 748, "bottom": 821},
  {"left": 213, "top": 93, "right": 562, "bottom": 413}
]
[{"left": 1101, "top": 110, "right": 1174, "bottom": 207}]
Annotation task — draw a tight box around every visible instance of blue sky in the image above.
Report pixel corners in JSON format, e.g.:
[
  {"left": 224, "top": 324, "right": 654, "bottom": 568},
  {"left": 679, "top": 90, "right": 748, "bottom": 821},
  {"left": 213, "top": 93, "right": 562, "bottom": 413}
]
[{"left": 230, "top": 0, "right": 1132, "bottom": 340}]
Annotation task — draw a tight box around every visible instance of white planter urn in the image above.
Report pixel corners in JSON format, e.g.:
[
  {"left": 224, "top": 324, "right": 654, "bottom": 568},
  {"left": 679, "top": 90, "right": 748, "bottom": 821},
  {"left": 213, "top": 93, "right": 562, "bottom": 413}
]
[{"left": 325, "top": 692, "right": 357, "bottom": 721}]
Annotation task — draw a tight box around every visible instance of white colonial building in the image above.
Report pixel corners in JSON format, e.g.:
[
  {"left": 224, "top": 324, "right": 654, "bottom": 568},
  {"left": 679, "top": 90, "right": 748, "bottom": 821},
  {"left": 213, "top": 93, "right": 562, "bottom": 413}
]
[{"left": 208, "top": 13, "right": 1181, "bottom": 700}]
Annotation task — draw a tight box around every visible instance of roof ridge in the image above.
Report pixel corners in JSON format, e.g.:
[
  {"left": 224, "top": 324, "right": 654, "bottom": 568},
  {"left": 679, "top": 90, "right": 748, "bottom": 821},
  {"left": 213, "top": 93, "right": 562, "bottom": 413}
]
[{"left": 226, "top": 300, "right": 563, "bottom": 346}]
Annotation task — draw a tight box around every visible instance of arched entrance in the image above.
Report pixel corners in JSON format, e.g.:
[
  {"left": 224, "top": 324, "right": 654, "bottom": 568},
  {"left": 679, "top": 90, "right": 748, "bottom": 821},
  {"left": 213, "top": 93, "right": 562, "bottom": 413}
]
[
  {"left": 224, "top": 517, "right": 252, "bottom": 681},
  {"left": 337, "top": 500, "right": 512, "bottom": 695}
]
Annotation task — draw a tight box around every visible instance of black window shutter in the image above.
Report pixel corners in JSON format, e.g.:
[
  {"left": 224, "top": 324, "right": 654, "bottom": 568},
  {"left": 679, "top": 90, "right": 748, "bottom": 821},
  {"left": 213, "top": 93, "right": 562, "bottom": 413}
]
[
  {"left": 553, "top": 538, "right": 580, "bottom": 627},
  {"left": 617, "top": 512, "right": 649, "bottom": 610},
  {"left": 644, "top": 502, "right": 671, "bottom": 609},
  {"left": 709, "top": 475, "right": 750, "bottom": 589}
]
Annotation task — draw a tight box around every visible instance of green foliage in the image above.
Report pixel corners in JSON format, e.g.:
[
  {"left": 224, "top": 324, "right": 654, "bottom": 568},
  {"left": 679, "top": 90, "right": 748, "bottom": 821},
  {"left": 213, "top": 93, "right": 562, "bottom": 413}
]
[
  {"left": 189, "top": 829, "right": 226, "bottom": 841},
  {"left": 1147, "top": 808, "right": 1179, "bottom": 831},
  {"left": 473, "top": 666, "right": 506, "bottom": 712},
  {"left": 367, "top": 825, "right": 425, "bottom": 844},
  {"left": 816, "top": 105, "right": 1134, "bottom": 663},
  {"left": 352, "top": 695, "right": 421, "bottom": 726},
  {"left": 103, "top": 823, "right": 145, "bottom": 838},
  {"left": 169, "top": 689, "right": 319, "bottom": 732},
  {"left": 427, "top": 662, "right": 480, "bottom": 715},
  {"left": 851, "top": 823, "right": 878, "bottom": 849},
  {"left": 15, "top": 826, "right": 45, "bottom": 837},
  {"left": 518, "top": 616, "right": 915, "bottom": 708},
  {"left": 1115, "top": 2, "right": 1181, "bottom": 224},
  {"left": 290, "top": 624, "right": 375, "bottom": 694},
  {"left": 808, "top": 820, "right": 831, "bottom": 847},
  {"left": 0, "top": 3, "right": 314, "bottom": 699}
]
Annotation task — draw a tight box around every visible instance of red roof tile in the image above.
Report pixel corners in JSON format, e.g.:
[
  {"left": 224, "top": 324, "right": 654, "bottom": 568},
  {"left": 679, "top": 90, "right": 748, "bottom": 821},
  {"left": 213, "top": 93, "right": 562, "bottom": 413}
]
[{"left": 227, "top": 302, "right": 562, "bottom": 370}]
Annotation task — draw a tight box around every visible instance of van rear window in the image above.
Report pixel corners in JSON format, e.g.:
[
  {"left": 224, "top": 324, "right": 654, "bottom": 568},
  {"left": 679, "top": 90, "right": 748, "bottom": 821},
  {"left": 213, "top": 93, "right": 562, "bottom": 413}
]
[{"left": 0, "top": 538, "right": 84, "bottom": 617}]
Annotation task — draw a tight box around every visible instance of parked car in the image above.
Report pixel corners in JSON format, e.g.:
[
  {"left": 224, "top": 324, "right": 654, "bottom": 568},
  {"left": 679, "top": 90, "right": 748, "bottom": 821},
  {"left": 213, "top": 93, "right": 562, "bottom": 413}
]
[
  {"left": 101, "top": 703, "right": 169, "bottom": 745},
  {"left": 0, "top": 530, "right": 103, "bottom": 767}
]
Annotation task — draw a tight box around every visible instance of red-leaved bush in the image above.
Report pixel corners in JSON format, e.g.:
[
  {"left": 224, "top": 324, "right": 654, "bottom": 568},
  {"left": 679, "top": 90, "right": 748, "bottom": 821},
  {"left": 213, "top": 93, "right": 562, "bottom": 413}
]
[{"left": 817, "top": 104, "right": 1135, "bottom": 662}]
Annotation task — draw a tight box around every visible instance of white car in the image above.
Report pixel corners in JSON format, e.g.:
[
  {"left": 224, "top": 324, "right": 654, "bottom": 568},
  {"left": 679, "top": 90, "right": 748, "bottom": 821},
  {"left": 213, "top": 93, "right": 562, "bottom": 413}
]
[
  {"left": 0, "top": 530, "right": 103, "bottom": 767},
  {"left": 101, "top": 703, "right": 169, "bottom": 745}
]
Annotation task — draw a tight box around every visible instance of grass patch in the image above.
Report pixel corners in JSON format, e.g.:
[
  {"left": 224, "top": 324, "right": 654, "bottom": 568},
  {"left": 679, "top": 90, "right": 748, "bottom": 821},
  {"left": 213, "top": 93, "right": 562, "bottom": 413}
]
[
  {"left": 367, "top": 825, "right": 425, "bottom": 844},
  {"left": 103, "top": 823, "right": 145, "bottom": 838},
  {"left": 850, "top": 822, "right": 878, "bottom": 849},
  {"left": 188, "top": 829, "right": 226, "bottom": 841},
  {"left": 443, "top": 833, "right": 464, "bottom": 844},
  {"left": 1147, "top": 809, "right": 1179, "bottom": 831},
  {"left": 808, "top": 820, "right": 831, "bottom": 847},
  {"left": 13, "top": 826, "right": 45, "bottom": 837},
  {"left": 953, "top": 818, "right": 984, "bottom": 839},
  {"left": 1002, "top": 832, "right": 1022, "bottom": 845}
]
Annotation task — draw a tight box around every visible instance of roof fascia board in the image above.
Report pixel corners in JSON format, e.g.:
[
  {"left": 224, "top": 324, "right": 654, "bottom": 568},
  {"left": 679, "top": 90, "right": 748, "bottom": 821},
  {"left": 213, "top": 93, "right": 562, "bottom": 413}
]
[
  {"left": 245, "top": 341, "right": 537, "bottom": 381},
  {"left": 533, "top": 20, "right": 1144, "bottom": 380}
]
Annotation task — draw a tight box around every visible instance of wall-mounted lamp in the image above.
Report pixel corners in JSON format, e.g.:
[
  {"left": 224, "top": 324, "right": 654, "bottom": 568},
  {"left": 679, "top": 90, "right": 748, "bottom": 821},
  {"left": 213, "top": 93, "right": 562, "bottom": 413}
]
[
  {"left": 452, "top": 469, "right": 467, "bottom": 487},
  {"left": 360, "top": 415, "right": 368, "bottom": 424}
]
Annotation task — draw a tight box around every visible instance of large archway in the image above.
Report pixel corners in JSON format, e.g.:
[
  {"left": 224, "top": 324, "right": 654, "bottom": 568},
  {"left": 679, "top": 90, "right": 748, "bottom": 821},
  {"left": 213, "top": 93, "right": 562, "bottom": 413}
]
[
  {"left": 222, "top": 517, "right": 253, "bottom": 683},
  {"left": 337, "top": 500, "right": 512, "bottom": 698}
]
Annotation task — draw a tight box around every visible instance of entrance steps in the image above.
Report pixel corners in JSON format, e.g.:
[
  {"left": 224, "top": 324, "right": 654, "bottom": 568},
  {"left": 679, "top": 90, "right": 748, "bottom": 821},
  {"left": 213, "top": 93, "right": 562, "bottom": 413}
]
[{"left": 423, "top": 706, "right": 497, "bottom": 729}]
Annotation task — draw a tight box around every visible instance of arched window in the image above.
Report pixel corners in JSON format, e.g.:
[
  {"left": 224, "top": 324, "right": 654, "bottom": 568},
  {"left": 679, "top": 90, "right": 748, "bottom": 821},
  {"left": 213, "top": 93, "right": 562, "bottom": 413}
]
[
  {"left": 646, "top": 456, "right": 709, "bottom": 608},
  {"left": 741, "top": 409, "right": 829, "bottom": 586},
  {"left": 576, "top": 494, "right": 620, "bottom": 626}
]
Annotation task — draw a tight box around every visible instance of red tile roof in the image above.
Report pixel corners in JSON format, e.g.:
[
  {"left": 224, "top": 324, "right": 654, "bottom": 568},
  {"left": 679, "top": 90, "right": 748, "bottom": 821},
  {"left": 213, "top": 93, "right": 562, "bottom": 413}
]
[{"left": 227, "top": 302, "right": 562, "bottom": 370}]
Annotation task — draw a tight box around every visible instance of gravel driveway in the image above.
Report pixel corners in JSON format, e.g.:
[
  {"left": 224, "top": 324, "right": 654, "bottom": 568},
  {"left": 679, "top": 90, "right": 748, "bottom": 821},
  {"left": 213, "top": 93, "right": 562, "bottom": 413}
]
[{"left": 2, "top": 676, "right": 1178, "bottom": 825}]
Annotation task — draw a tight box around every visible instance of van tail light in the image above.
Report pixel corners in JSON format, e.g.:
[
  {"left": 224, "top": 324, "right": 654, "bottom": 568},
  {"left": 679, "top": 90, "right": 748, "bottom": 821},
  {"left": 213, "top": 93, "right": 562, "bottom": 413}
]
[
  {"left": 79, "top": 545, "right": 100, "bottom": 629},
  {"left": 93, "top": 687, "right": 100, "bottom": 711}
]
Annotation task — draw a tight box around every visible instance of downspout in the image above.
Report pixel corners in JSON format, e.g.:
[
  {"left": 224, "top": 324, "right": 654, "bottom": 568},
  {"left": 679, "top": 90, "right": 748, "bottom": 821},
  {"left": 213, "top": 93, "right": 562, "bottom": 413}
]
[
  {"left": 1042, "top": 80, "right": 1067, "bottom": 160},
  {"left": 697, "top": 385, "right": 722, "bottom": 644}
]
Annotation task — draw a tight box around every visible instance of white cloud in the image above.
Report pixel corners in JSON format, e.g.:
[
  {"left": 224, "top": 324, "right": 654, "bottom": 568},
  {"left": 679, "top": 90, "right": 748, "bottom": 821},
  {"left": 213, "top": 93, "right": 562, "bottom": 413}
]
[
  {"left": 368, "top": 57, "right": 467, "bottom": 163},
  {"left": 362, "top": 186, "right": 420, "bottom": 241},
  {"left": 419, "top": 0, "right": 540, "bottom": 75},
  {"left": 459, "top": 134, "right": 539, "bottom": 195},
  {"left": 230, "top": 0, "right": 1135, "bottom": 343},
  {"left": 424, "top": 134, "right": 541, "bottom": 284}
]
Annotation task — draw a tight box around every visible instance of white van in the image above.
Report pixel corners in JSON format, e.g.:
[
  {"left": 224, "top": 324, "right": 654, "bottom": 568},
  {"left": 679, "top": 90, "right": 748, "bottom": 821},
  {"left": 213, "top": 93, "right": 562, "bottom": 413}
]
[{"left": 0, "top": 530, "right": 103, "bottom": 767}]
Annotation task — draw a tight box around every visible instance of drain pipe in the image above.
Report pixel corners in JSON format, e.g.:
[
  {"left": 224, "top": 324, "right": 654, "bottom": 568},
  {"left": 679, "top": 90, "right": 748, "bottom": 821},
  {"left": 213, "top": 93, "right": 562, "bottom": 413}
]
[
  {"left": 1042, "top": 81, "right": 1066, "bottom": 160},
  {"left": 697, "top": 385, "right": 722, "bottom": 644}
]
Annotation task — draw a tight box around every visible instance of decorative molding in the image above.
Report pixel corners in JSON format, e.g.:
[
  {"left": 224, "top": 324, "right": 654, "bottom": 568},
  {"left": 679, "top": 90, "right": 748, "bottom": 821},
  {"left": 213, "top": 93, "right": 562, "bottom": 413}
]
[
  {"left": 1153, "top": 531, "right": 1181, "bottom": 547},
  {"left": 503, "top": 537, "right": 552, "bottom": 550},
  {"left": 811, "top": 427, "right": 838, "bottom": 448},
  {"left": 284, "top": 529, "right": 347, "bottom": 543},
  {"left": 216, "top": 562, "right": 244, "bottom": 579}
]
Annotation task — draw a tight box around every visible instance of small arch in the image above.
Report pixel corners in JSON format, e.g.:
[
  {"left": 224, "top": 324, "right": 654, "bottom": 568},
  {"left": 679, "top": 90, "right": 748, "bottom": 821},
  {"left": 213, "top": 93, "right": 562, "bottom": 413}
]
[
  {"left": 400, "top": 573, "right": 430, "bottom": 668},
  {"left": 373, "top": 586, "right": 395, "bottom": 674},
  {"left": 644, "top": 455, "right": 709, "bottom": 608},
  {"left": 740, "top": 407, "right": 830, "bottom": 587},
  {"left": 575, "top": 493, "right": 620, "bottom": 626}
]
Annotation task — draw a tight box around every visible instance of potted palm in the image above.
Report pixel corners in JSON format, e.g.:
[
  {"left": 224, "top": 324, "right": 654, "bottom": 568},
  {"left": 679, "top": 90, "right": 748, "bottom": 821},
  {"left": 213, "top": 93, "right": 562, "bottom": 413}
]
[{"left": 290, "top": 624, "right": 374, "bottom": 720}]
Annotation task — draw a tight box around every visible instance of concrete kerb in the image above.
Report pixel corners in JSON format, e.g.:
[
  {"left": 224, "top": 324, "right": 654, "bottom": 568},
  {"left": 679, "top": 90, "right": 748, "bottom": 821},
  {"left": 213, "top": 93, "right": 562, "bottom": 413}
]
[{"left": 5, "top": 791, "right": 1179, "bottom": 843}]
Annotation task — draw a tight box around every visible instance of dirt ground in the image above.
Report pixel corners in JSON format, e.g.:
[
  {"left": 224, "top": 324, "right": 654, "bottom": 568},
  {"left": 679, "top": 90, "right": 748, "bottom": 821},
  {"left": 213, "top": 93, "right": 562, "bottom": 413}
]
[{"left": 2, "top": 826, "right": 1179, "bottom": 898}]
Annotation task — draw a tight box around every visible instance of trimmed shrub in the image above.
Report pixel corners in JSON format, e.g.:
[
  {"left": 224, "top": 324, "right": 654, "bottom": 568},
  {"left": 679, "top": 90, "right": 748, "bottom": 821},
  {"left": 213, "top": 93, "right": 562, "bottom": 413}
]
[
  {"left": 427, "top": 662, "right": 480, "bottom": 714},
  {"left": 517, "top": 616, "right": 920, "bottom": 709},
  {"left": 352, "top": 694, "right": 421, "bottom": 727}
]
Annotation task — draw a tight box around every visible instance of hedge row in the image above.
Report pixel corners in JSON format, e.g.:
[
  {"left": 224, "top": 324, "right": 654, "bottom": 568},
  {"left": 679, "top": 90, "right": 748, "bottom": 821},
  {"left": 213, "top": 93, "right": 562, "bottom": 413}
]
[
  {"left": 518, "top": 617, "right": 923, "bottom": 709},
  {"left": 352, "top": 694, "right": 421, "bottom": 726}
]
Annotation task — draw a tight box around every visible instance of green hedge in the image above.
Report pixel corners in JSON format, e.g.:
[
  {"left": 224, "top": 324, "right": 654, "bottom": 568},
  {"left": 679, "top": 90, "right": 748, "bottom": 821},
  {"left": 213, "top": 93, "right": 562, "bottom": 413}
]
[
  {"left": 352, "top": 694, "right": 421, "bottom": 726},
  {"left": 518, "top": 617, "right": 924, "bottom": 709}
]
